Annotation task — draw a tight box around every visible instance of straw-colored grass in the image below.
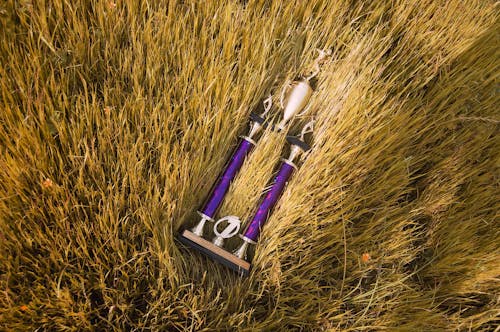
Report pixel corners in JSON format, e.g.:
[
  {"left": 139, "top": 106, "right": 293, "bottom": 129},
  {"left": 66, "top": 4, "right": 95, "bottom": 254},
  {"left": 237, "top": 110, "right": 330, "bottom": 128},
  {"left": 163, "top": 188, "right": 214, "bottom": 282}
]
[{"left": 1, "top": 0, "right": 498, "bottom": 330}]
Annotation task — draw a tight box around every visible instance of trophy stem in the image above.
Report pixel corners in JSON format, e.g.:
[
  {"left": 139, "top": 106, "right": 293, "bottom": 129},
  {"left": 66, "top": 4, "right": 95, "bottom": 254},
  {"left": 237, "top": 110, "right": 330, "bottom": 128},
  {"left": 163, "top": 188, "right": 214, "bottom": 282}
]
[
  {"left": 199, "top": 137, "right": 255, "bottom": 219},
  {"left": 240, "top": 161, "right": 295, "bottom": 243}
]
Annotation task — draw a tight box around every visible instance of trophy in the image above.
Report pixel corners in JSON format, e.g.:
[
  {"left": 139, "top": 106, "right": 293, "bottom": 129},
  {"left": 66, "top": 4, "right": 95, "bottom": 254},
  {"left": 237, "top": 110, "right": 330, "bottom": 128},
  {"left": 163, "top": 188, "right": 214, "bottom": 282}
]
[{"left": 178, "top": 50, "right": 329, "bottom": 276}]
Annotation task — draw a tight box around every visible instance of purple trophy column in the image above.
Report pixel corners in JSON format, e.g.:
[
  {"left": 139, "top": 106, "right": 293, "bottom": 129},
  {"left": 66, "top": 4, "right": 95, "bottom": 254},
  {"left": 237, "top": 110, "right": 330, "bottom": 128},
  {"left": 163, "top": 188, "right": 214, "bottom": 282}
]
[
  {"left": 200, "top": 138, "right": 254, "bottom": 218},
  {"left": 243, "top": 162, "right": 295, "bottom": 242}
]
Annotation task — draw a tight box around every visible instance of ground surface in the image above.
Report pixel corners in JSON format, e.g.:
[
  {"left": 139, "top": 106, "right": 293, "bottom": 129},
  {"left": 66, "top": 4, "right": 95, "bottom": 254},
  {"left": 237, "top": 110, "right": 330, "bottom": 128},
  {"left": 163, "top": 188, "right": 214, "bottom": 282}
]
[{"left": 0, "top": 1, "right": 499, "bottom": 331}]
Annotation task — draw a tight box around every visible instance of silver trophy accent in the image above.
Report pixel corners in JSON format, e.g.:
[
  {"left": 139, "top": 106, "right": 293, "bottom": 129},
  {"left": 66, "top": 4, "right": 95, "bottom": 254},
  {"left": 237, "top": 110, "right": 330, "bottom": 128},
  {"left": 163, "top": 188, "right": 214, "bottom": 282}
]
[{"left": 212, "top": 216, "right": 241, "bottom": 247}]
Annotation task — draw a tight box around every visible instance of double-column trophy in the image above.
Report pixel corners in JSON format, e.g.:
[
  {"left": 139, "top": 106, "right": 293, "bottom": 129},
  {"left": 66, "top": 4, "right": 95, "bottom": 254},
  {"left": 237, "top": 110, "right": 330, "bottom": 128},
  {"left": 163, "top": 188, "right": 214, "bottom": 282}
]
[{"left": 178, "top": 51, "right": 329, "bottom": 276}]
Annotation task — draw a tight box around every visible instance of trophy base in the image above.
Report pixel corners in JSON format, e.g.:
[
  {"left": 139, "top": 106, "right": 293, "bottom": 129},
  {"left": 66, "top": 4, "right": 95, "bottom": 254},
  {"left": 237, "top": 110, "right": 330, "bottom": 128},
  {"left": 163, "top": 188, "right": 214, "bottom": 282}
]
[{"left": 178, "top": 229, "right": 251, "bottom": 276}]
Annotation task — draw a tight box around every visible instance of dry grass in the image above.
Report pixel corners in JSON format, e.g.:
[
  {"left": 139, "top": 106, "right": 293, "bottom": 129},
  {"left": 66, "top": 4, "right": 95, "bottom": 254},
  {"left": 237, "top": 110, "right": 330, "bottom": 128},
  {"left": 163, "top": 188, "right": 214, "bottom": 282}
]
[{"left": 0, "top": 0, "right": 499, "bottom": 330}]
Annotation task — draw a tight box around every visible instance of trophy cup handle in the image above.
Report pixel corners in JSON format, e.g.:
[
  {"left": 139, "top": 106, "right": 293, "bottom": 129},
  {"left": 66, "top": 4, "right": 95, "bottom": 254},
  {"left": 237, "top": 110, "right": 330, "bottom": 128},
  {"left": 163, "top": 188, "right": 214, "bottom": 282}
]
[
  {"left": 306, "top": 49, "right": 332, "bottom": 81},
  {"left": 280, "top": 81, "right": 292, "bottom": 109},
  {"left": 296, "top": 103, "right": 312, "bottom": 117},
  {"left": 263, "top": 94, "right": 273, "bottom": 115}
]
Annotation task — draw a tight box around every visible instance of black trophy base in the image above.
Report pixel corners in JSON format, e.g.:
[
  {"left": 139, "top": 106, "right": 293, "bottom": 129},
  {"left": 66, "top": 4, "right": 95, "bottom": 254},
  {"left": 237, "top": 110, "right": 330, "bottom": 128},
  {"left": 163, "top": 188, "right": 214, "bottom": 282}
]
[{"left": 178, "top": 230, "right": 251, "bottom": 277}]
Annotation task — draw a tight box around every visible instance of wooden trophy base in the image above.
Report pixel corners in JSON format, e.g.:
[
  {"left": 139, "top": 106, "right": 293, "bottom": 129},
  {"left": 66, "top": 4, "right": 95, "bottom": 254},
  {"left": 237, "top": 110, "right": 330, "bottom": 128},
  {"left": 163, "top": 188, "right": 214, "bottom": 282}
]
[{"left": 178, "top": 230, "right": 251, "bottom": 276}]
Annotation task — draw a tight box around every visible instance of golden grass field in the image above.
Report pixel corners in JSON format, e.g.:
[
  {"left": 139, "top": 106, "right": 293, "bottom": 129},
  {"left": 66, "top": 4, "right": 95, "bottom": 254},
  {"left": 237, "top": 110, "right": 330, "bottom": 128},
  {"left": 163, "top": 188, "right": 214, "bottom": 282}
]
[{"left": 0, "top": 0, "right": 499, "bottom": 330}]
